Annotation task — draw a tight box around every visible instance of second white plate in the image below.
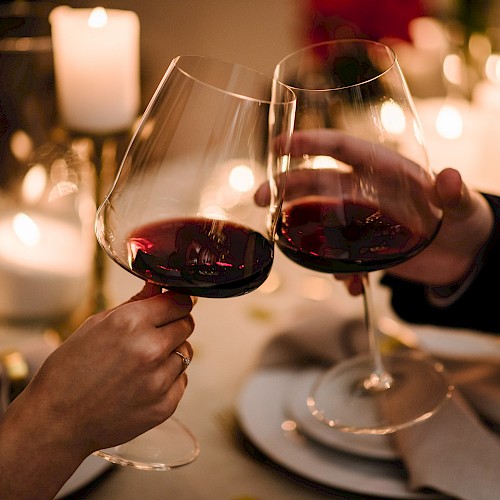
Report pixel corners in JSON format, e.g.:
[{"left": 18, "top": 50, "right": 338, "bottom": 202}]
[
  {"left": 237, "top": 368, "right": 439, "bottom": 499},
  {"left": 286, "top": 368, "right": 399, "bottom": 460}
]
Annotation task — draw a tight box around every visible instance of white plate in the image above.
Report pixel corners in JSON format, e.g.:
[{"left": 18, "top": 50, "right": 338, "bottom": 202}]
[
  {"left": 237, "top": 368, "right": 440, "bottom": 499},
  {"left": 286, "top": 369, "right": 399, "bottom": 460},
  {"left": 379, "top": 317, "right": 500, "bottom": 363},
  {"left": 412, "top": 325, "right": 500, "bottom": 362}
]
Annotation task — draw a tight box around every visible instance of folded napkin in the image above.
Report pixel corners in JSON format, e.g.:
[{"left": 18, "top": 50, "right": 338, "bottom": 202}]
[{"left": 258, "top": 308, "right": 500, "bottom": 500}]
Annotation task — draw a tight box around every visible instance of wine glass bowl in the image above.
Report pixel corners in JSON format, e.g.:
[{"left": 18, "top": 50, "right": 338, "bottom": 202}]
[
  {"left": 94, "top": 55, "right": 296, "bottom": 468},
  {"left": 274, "top": 40, "right": 453, "bottom": 434},
  {"left": 97, "top": 56, "right": 295, "bottom": 301}
]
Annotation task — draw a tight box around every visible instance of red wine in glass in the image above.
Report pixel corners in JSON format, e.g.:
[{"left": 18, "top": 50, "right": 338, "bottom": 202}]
[
  {"left": 277, "top": 197, "right": 439, "bottom": 274},
  {"left": 128, "top": 217, "right": 274, "bottom": 298}
]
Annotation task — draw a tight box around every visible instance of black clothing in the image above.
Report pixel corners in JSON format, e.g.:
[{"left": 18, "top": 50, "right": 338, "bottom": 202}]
[{"left": 381, "top": 194, "right": 500, "bottom": 335}]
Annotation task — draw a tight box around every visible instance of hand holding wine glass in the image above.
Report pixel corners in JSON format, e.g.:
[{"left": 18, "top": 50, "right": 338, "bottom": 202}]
[
  {"left": 274, "top": 39, "right": 454, "bottom": 434},
  {"left": 94, "top": 55, "right": 296, "bottom": 469},
  {"left": 0, "top": 284, "right": 195, "bottom": 499},
  {"left": 335, "top": 166, "right": 494, "bottom": 296}
]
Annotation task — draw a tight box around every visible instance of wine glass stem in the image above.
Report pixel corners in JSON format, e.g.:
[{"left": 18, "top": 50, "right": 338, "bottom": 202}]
[{"left": 361, "top": 274, "right": 394, "bottom": 392}]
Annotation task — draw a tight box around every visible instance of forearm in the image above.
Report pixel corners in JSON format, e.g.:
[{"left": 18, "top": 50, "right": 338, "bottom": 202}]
[{"left": 0, "top": 390, "right": 87, "bottom": 500}]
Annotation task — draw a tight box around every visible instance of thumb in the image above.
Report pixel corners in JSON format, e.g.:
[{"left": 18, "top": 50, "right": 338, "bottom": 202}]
[
  {"left": 129, "top": 282, "right": 163, "bottom": 302},
  {"left": 435, "top": 167, "right": 473, "bottom": 220}
]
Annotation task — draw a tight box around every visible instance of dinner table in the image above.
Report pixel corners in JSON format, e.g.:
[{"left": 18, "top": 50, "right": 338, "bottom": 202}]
[
  {"left": 3, "top": 182, "right": 500, "bottom": 499},
  {"left": 67, "top": 251, "right": 384, "bottom": 500},
  {"left": 57, "top": 230, "right": 500, "bottom": 500},
  {"left": 76, "top": 253, "right": 376, "bottom": 500}
]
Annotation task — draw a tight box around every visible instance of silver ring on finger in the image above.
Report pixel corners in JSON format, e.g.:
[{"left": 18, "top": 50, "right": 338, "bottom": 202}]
[{"left": 174, "top": 350, "right": 191, "bottom": 371}]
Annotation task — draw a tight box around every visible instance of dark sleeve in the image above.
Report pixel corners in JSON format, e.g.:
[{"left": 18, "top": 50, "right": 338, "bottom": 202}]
[{"left": 380, "top": 193, "right": 500, "bottom": 335}]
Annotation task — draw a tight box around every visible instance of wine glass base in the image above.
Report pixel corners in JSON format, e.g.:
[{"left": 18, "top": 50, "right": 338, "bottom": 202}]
[
  {"left": 308, "top": 352, "right": 454, "bottom": 435},
  {"left": 93, "top": 417, "right": 200, "bottom": 471}
]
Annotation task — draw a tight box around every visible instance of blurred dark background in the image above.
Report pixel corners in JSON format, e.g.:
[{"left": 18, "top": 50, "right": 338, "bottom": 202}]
[{"left": 2, "top": 0, "right": 499, "bottom": 188}]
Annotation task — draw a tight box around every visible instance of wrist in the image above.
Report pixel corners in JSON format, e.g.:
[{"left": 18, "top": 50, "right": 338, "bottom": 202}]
[
  {"left": 0, "top": 387, "right": 87, "bottom": 499},
  {"left": 426, "top": 192, "right": 494, "bottom": 306},
  {"left": 425, "top": 260, "right": 481, "bottom": 307}
]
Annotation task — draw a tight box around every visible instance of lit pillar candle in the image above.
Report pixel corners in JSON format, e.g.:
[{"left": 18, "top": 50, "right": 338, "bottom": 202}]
[
  {"left": 50, "top": 6, "right": 140, "bottom": 135},
  {"left": 473, "top": 54, "right": 500, "bottom": 112},
  {"left": 473, "top": 79, "right": 500, "bottom": 110},
  {"left": 0, "top": 212, "right": 93, "bottom": 319},
  {"left": 415, "top": 98, "right": 489, "bottom": 190}
]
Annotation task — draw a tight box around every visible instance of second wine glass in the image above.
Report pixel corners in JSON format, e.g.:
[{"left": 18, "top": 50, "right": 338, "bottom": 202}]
[
  {"left": 274, "top": 40, "right": 454, "bottom": 434},
  {"left": 95, "top": 55, "right": 296, "bottom": 469}
]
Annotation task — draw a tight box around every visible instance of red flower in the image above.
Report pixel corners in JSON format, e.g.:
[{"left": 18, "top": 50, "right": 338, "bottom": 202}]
[{"left": 307, "top": 0, "right": 425, "bottom": 43}]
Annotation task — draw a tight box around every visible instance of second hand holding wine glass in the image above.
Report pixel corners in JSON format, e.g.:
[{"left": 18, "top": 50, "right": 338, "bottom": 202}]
[
  {"left": 274, "top": 40, "right": 454, "bottom": 435},
  {"left": 94, "top": 55, "right": 296, "bottom": 469}
]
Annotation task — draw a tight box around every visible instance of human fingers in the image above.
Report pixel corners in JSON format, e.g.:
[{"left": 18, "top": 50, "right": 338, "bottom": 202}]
[
  {"left": 155, "top": 314, "right": 196, "bottom": 358},
  {"left": 124, "top": 282, "right": 199, "bottom": 306},
  {"left": 111, "top": 290, "right": 195, "bottom": 329},
  {"left": 289, "top": 129, "right": 425, "bottom": 179},
  {"left": 254, "top": 169, "right": 342, "bottom": 207},
  {"left": 147, "top": 340, "right": 193, "bottom": 402},
  {"left": 76, "top": 283, "right": 167, "bottom": 330},
  {"left": 170, "top": 341, "right": 194, "bottom": 374},
  {"left": 434, "top": 167, "right": 472, "bottom": 218},
  {"left": 256, "top": 130, "right": 432, "bottom": 207},
  {"left": 129, "top": 282, "right": 163, "bottom": 300},
  {"left": 154, "top": 371, "right": 189, "bottom": 422},
  {"left": 141, "top": 342, "right": 193, "bottom": 424},
  {"left": 334, "top": 274, "right": 364, "bottom": 296}
]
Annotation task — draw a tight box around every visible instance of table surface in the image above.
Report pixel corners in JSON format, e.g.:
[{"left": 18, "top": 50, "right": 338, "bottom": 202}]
[
  {"left": 88, "top": 100, "right": 499, "bottom": 500},
  {"left": 67, "top": 252, "right": 395, "bottom": 500},
  {"left": 11, "top": 94, "right": 500, "bottom": 498}
]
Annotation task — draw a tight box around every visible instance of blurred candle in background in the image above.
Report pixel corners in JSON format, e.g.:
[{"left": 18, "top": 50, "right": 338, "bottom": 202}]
[
  {"left": 0, "top": 142, "right": 96, "bottom": 321},
  {"left": 0, "top": 212, "right": 91, "bottom": 319},
  {"left": 415, "top": 97, "right": 493, "bottom": 193},
  {"left": 416, "top": 98, "right": 476, "bottom": 172},
  {"left": 49, "top": 5, "right": 140, "bottom": 135},
  {"left": 473, "top": 54, "right": 500, "bottom": 111}
]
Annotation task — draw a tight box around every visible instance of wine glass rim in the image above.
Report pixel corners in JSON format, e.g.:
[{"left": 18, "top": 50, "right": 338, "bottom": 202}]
[
  {"left": 274, "top": 39, "right": 397, "bottom": 92},
  {"left": 171, "top": 54, "right": 296, "bottom": 105}
]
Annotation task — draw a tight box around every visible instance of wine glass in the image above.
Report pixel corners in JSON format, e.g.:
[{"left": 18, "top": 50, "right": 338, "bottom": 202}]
[
  {"left": 94, "top": 55, "right": 296, "bottom": 469},
  {"left": 274, "top": 39, "right": 454, "bottom": 434}
]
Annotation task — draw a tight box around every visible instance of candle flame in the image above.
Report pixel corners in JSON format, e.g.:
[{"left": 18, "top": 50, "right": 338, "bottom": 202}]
[
  {"left": 88, "top": 7, "right": 108, "bottom": 28},
  {"left": 13, "top": 213, "right": 41, "bottom": 247},
  {"left": 443, "top": 54, "right": 463, "bottom": 86},
  {"left": 10, "top": 130, "right": 33, "bottom": 162},
  {"left": 22, "top": 164, "right": 47, "bottom": 205},
  {"left": 381, "top": 99, "right": 406, "bottom": 135},
  {"left": 229, "top": 164, "right": 254, "bottom": 192},
  {"left": 485, "top": 54, "right": 500, "bottom": 84},
  {"left": 435, "top": 105, "right": 463, "bottom": 140}
]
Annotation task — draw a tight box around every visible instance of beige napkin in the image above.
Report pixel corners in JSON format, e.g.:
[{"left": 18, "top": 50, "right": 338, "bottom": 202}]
[{"left": 258, "top": 309, "right": 500, "bottom": 500}]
